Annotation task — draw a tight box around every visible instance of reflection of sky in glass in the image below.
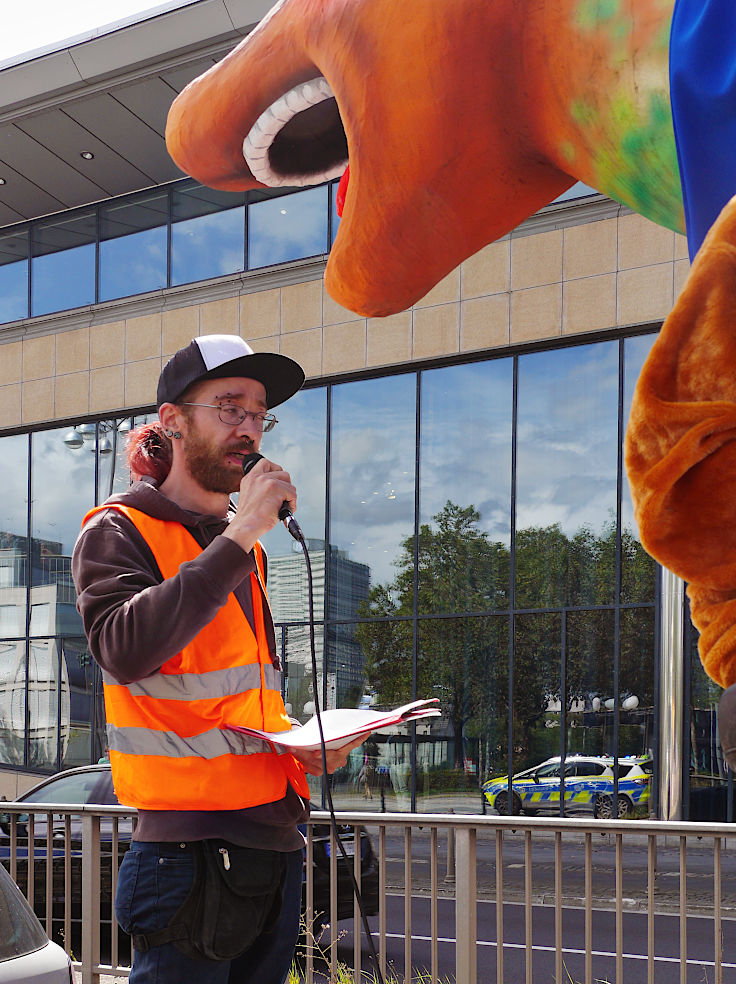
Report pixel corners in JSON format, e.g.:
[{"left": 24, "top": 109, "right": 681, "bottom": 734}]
[
  {"left": 0, "top": 436, "right": 29, "bottom": 637},
  {"left": 97, "top": 415, "right": 155, "bottom": 500},
  {"left": 31, "top": 244, "right": 95, "bottom": 316},
  {"left": 260, "top": 388, "right": 327, "bottom": 559},
  {"left": 248, "top": 187, "right": 328, "bottom": 269},
  {"left": 330, "top": 375, "right": 416, "bottom": 589},
  {"left": 99, "top": 228, "right": 167, "bottom": 300},
  {"left": 622, "top": 333, "right": 657, "bottom": 537},
  {"left": 421, "top": 360, "right": 512, "bottom": 544},
  {"left": 99, "top": 423, "right": 130, "bottom": 501},
  {"left": 330, "top": 182, "right": 341, "bottom": 246},
  {"left": 261, "top": 389, "right": 327, "bottom": 557},
  {"left": 171, "top": 208, "right": 245, "bottom": 286},
  {"left": 0, "top": 260, "right": 28, "bottom": 322},
  {"left": 517, "top": 342, "right": 618, "bottom": 535},
  {"left": 0, "top": 434, "right": 28, "bottom": 539},
  {"left": 32, "top": 427, "right": 95, "bottom": 554}
]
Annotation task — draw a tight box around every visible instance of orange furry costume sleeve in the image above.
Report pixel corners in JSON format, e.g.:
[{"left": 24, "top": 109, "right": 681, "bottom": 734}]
[{"left": 626, "top": 197, "right": 736, "bottom": 689}]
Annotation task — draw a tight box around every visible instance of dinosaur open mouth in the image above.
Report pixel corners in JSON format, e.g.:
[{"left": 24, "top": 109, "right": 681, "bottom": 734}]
[{"left": 242, "top": 76, "right": 348, "bottom": 188}]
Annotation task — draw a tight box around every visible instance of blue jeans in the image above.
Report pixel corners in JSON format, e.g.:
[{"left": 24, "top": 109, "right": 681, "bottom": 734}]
[{"left": 115, "top": 841, "right": 303, "bottom": 984}]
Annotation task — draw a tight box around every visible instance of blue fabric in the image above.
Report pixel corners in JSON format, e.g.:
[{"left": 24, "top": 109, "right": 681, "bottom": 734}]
[
  {"left": 670, "top": 0, "right": 736, "bottom": 259},
  {"left": 116, "top": 842, "right": 303, "bottom": 984}
]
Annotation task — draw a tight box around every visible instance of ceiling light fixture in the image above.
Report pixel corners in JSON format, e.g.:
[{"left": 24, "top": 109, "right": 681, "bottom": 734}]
[
  {"left": 0, "top": 178, "right": 6, "bottom": 185},
  {"left": 80, "top": 151, "right": 95, "bottom": 160}
]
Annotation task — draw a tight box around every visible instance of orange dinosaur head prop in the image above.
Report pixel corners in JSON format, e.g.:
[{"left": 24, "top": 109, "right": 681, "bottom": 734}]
[{"left": 166, "top": 0, "right": 682, "bottom": 317}]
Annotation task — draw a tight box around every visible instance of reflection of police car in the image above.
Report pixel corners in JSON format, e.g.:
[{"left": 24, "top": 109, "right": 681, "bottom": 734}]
[{"left": 482, "top": 755, "right": 652, "bottom": 819}]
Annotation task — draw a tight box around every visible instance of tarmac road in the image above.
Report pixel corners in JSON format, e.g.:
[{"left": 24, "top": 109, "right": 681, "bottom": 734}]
[
  {"left": 321, "top": 893, "right": 736, "bottom": 983},
  {"left": 371, "top": 825, "right": 736, "bottom": 914}
]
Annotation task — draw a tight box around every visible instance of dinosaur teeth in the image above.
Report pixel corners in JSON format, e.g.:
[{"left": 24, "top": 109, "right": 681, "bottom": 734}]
[{"left": 243, "top": 76, "right": 347, "bottom": 188}]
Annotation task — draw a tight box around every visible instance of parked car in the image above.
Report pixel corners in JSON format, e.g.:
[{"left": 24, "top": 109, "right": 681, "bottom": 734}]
[
  {"left": 0, "top": 860, "right": 72, "bottom": 983},
  {"left": 482, "top": 754, "right": 652, "bottom": 818},
  {"left": 0, "top": 764, "right": 378, "bottom": 956}
]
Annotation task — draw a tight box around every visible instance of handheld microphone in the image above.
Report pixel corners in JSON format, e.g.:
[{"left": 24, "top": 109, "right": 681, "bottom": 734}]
[{"left": 241, "top": 452, "right": 303, "bottom": 541}]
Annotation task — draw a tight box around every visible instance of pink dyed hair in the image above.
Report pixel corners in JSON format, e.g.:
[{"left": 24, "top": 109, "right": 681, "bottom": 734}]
[{"left": 126, "top": 421, "right": 172, "bottom": 483}]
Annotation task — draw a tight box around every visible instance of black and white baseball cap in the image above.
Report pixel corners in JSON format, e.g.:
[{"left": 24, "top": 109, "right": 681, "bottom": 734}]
[{"left": 157, "top": 335, "right": 305, "bottom": 409}]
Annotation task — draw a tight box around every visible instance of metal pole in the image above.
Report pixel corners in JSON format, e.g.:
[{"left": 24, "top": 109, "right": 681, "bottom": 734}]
[
  {"left": 81, "top": 813, "right": 101, "bottom": 984},
  {"left": 445, "top": 808, "right": 455, "bottom": 883},
  {"left": 659, "top": 567, "right": 685, "bottom": 820},
  {"left": 455, "top": 827, "right": 477, "bottom": 984}
]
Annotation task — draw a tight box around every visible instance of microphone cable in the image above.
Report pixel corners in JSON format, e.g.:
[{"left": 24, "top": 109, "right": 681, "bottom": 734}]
[{"left": 242, "top": 453, "right": 386, "bottom": 984}]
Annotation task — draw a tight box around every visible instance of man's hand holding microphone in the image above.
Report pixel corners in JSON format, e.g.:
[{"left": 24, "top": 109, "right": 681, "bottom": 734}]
[{"left": 221, "top": 452, "right": 299, "bottom": 554}]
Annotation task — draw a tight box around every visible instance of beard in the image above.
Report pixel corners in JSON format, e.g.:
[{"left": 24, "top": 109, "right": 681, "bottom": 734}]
[{"left": 182, "top": 424, "right": 255, "bottom": 494}]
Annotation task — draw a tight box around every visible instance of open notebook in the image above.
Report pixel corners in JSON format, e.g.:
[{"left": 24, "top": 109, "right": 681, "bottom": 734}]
[{"left": 226, "top": 698, "right": 441, "bottom": 751}]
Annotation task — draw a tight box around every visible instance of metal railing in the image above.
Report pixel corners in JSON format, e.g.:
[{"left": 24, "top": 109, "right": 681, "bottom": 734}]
[{"left": 2, "top": 804, "right": 736, "bottom": 983}]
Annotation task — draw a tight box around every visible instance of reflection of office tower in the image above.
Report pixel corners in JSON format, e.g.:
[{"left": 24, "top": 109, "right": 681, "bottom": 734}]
[
  {"left": 0, "top": 641, "right": 25, "bottom": 765},
  {"left": 0, "top": 534, "right": 86, "bottom": 767},
  {"left": 0, "top": 584, "right": 70, "bottom": 767},
  {"left": 268, "top": 540, "right": 370, "bottom": 711}
]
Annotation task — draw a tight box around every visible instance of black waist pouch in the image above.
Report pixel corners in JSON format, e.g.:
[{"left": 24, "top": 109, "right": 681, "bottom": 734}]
[{"left": 134, "top": 841, "right": 286, "bottom": 962}]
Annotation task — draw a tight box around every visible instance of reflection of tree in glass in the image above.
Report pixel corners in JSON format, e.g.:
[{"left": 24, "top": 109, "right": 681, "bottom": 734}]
[
  {"left": 513, "top": 613, "right": 560, "bottom": 770},
  {"left": 515, "top": 517, "right": 656, "bottom": 609},
  {"left": 357, "top": 502, "right": 508, "bottom": 769},
  {"left": 687, "top": 620, "right": 726, "bottom": 781},
  {"left": 356, "top": 501, "right": 656, "bottom": 775}
]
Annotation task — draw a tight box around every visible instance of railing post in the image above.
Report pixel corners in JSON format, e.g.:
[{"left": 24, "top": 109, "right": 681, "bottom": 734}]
[
  {"left": 455, "top": 826, "right": 477, "bottom": 984},
  {"left": 81, "top": 812, "right": 101, "bottom": 984},
  {"left": 445, "top": 808, "right": 455, "bottom": 884}
]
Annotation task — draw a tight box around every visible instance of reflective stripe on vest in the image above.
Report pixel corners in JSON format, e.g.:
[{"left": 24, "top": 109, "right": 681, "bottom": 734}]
[
  {"left": 99, "top": 663, "right": 282, "bottom": 700},
  {"left": 81, "top": 503, "right": 309, "bottom": 810},
  {"left": 105, "top": 723, "right": 286, "bottom": 758}
]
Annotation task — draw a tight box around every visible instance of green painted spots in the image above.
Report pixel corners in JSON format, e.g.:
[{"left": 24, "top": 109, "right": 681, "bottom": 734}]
[
  {"left": 588, "top": 89, "right": 683, "bottom": 232},
  {"left": 576, "top": 0, "right": 621, "bottom": 31},
  {"left": 655, "top": 19, "right": 672, "bottom": 52},
  {"left": 611, "top": 93, "right": 638, "bottom": 131},
  {"left": 560, "top": 141, "right": 577, "bottom": 164},
  {"left": 565, "top": 1, "right": 684, "bottom": 232},
  {"left": 571, "top": 99, "right": 598, "bottom": 127}
]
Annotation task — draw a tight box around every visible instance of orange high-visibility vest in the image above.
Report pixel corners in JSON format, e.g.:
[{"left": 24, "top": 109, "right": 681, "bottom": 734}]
[{"left": 81, "top": 504, "right": 309, "bottom": 810}]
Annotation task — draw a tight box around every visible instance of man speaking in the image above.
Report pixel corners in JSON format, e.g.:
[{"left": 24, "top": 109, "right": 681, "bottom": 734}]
[{"left": 72, "top": 334, "right": 362, "bottom": 983}]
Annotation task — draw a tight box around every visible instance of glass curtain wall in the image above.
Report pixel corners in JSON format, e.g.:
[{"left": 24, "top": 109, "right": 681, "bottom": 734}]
[
  {"left": 0, "top": 417, "right": 143, "bottom": 774},
  {"left": 0, "top": 229, "right": 29, "bottom": 324},
  {"left": 260, "top": 388, "right": 328, "bottom": 729},
  {"left": 1, "top": 180, "right": 333, "bottom": 325},
  {"left": 31, "top": 212, "right": 96, "bottom": 317},
  {"left": 248, "top": 185, "right": 329, "bottom": 268},
  {"left": 99, "top": 191, "right": 168, "bottom": 301},
  {"left": 171, "top": 184, "right": 245, "bottom": 285},
  {"left": 244, "top": 335, "right": 658, "bottom": 812},
  {"left": 686, "top": 608, "right": 735, "bottom": 821},
  {"left": 325, "top": 337, "right": 658, "bottom": 813},
  {"left": 0, "top": 337, "right": 661, "bottom": 809},
  {"left": 0, "top": 435, "right": 30, "bottom": 767}
]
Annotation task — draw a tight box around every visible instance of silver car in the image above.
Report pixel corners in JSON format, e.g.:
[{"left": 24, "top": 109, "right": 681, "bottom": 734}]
[{"left": 0, "top": 861, "right": 72, "bottom": 983}]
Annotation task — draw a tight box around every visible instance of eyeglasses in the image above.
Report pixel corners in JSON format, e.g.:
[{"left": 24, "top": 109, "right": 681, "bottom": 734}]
[{"left": 179, "top": 403, "right": 279, "bottom": 432}]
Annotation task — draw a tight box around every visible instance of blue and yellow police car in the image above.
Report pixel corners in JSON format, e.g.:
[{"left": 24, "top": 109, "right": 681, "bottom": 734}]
[{"left": 482, "top": 754, "right": 652, "bottom": 818}]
